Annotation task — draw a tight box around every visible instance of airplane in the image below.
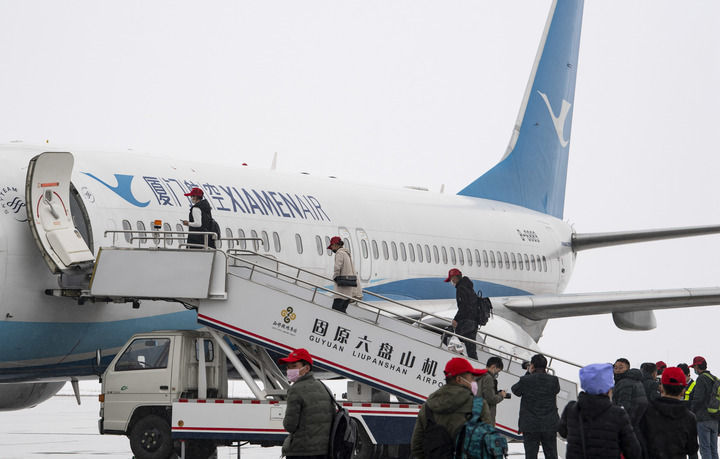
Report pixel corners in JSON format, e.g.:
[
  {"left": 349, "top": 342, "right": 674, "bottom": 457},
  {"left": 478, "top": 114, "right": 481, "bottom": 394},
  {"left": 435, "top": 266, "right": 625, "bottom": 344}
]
[{"left": 2, "top": 0, "right": 720, "bottom": 412}]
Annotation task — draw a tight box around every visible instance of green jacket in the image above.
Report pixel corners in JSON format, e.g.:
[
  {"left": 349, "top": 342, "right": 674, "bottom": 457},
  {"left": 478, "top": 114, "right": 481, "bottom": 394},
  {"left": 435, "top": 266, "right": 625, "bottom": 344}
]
[
  {"left": 479, "top": 372, "right": 504, "bottom": 426},
  {"left": 282, "top": 372, "right": 335, "bottom": 457},
  {"left": 410, "top": 383, "right": 491, "bottom": 459}
]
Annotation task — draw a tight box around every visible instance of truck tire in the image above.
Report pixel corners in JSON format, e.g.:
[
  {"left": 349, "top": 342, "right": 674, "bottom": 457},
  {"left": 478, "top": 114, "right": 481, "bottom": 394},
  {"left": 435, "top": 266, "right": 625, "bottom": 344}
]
[{"left": 129, "top": 414, "right": 174, "bottom": 459}]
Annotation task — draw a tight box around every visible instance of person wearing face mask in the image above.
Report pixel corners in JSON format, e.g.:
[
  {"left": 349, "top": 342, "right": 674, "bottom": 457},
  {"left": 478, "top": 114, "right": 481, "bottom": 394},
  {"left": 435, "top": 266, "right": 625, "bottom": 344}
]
[
  {"left": 410, "top": 357, "right": 491, "bottom": 459},
  {"left": 511, "top": 353, "right": 561, "bottom": 459},
  {"left": 278, "top": 348, "right": 335, "bottom": 459},
  {"left": 479, "top": 356, "right": 507, "bottom": 427}
]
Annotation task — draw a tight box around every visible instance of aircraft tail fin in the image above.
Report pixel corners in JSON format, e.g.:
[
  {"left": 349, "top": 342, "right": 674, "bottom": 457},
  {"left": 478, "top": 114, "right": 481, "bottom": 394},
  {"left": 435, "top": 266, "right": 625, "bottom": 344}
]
[{"left": 458, "top": 0, "right": 584, "bottom": 219}]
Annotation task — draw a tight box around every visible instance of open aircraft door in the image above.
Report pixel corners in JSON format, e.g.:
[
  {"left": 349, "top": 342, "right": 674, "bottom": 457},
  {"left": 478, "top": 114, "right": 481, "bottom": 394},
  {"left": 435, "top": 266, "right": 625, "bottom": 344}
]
[{"left": 25, "top": 152, "right": 95, "bottom": 274}]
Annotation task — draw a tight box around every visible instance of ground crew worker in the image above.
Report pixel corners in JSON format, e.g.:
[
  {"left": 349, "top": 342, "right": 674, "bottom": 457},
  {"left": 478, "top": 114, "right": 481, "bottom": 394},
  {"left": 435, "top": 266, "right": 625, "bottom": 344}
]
[
  {"left": 479, "top": 356, "right": 507, "bottom": 426},
  {"left": 182, "top": 187, "right": 215, "bottom": 248},
  {"left": 444, "top": 268, "right": 479, "bottom": 360},
  {"left": 411, "top": 357, "right": 490, "bottom": 459},
  {"left": 678, "top": 362, "right": 696, "bottom": 402},
  {"left": 278, "top": 348, "right": 334, "bottom": 459}
]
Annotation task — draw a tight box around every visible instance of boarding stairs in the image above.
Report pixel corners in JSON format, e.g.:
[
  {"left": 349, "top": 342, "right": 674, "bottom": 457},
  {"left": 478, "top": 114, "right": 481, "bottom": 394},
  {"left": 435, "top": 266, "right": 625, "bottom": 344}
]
[{"left": 89, "top": 235, "right": 579, "bottom": 439}]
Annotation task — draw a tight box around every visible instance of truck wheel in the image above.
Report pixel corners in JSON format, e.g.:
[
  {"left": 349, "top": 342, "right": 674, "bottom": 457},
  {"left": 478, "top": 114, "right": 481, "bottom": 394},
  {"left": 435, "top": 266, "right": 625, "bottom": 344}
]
[{"left": 129, "top": 414, "right": 174, "bottom": 459}]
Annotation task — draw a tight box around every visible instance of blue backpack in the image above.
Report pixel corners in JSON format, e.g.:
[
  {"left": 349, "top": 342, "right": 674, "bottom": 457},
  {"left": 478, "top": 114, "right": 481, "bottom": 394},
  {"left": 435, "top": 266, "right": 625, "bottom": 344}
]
[{"left": 455, "top": 397, "right": 508, "bottom": 459}]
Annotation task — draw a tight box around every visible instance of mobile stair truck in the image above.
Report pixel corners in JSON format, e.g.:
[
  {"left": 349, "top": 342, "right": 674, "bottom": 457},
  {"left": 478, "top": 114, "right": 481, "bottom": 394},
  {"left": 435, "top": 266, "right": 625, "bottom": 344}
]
[{"left": 92, "top": 233, "right": 580, "bottom": 459}]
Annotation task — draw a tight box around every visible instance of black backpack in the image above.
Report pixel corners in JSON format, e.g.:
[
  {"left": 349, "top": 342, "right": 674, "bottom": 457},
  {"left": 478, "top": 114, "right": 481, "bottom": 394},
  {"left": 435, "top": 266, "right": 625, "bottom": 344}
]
[
  {"left": 209, "top": 218, "right": 221, "bottom": 244},
  {"left": 476, "top": 290, "right": 493, "bottom": 326},
  {"left": 323, "top": 385, "right": 358, "bottom": 459},
  {"left": 423, "top": 405, "right": 455, "bottom": 459}
]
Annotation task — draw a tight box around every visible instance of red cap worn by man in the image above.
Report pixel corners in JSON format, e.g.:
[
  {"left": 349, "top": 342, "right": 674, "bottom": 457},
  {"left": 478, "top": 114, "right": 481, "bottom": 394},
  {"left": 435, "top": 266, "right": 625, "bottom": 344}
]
[
  {"left": 327, "top": 236, "right": 342, "bottom": 249},
  {"left": 444, "top": 268, "right": 462, "bottom": 282},
  {"left": 184, "top": 187, "right": 204, "bottom": 197}
]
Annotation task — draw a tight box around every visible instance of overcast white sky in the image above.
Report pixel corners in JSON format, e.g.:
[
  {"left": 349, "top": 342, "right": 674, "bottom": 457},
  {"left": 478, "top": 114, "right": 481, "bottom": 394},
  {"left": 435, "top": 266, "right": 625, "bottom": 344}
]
[{"left": 2, "top": 1, "right": 720, "bottom": 377}]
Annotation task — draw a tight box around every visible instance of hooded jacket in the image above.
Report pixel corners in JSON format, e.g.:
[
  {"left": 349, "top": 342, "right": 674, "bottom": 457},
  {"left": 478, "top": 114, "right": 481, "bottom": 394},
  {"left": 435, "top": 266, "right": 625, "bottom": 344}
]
[
  {"left": 613, "top": 369, "right": 648, "bottom": 426},
  {"left": 410, "top": 383, "right": 491, "bottom": 459},
  {"left": 281, "top": 372, "right": 335, "bottom": 457},
  {"left": 639, "top": 396, "right": 698, "bottom": 459},
  {"left": 640, "top": 369, "right": 660, "bottom": 401},
  {"left": 559, "top": 391, "right": 641, "bottom": 459}
]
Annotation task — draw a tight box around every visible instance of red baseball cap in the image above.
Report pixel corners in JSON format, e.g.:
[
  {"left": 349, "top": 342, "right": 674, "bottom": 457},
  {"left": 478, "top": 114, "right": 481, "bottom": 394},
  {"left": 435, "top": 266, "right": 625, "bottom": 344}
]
[
  {"left": 444, "top": 357, "right": 487, "bottom": 378},
  {"left": 184, "top": 187, "right": 204, "bottom": 197},
  {"left": 656, "top": 361, "right": 667, "bottom": 371},
  {"left": 689, "top": 356, "right": 707, "bottom": 367},
  {"left": 327, "top": 236, "right": 341, "bottom": 249},
  {"left": 278, "top": 348, "right": 313, "bottom": 365},
  {"left": 444, "top": 268, "right": 462, "bottom": 282},
  {"left": 661, "top": 367, "right": 686, "bottom": 386}
]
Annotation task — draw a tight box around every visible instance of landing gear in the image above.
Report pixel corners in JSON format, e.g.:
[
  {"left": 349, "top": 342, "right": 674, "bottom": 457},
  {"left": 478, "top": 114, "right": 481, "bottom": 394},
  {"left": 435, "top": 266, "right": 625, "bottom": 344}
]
[{"left": 129, "top": 415, "right": 173, "bottom": 459}]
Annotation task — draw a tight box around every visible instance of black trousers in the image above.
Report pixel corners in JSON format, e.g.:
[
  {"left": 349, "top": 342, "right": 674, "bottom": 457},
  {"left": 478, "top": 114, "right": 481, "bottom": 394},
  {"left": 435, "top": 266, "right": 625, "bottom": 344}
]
[
  {"left": 522, "top": 431, "right": 558, "bottom": 459},
  {"left": 456, "top": 319, "right": 478, "bottom": 360},
  {"left": 332, "top": 298, "right": 350, "bottom": 313}
]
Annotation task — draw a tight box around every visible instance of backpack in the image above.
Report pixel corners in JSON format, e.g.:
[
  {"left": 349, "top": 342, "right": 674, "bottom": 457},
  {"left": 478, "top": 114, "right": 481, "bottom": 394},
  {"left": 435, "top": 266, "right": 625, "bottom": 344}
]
[
  {"left": 455, "top": 397, "right": 508, "bottom": 459},
  {"left": 423, "top": 405, "right": 455, "bottom": 459},
  {"left": 209, "top": 218, "right": 221, "bottom": 244},
  {"left": 703, "top": 373, "right": 720, "bottom": 416},
  {"left": 475, "top": 290, "right": 493, "bottom": 326},
  {"left": 322, "top": 385, "right": 358, "bottom": 459}
]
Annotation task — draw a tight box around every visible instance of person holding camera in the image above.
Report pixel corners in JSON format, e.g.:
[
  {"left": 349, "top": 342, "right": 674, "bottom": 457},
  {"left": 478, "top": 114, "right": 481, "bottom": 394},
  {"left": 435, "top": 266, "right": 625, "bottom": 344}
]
[
  {"left": 479, "top": 356, "right": 507, "bottom": 427},
  {"left": 511, "top": 354, "right": 561, "bottom": 459}
]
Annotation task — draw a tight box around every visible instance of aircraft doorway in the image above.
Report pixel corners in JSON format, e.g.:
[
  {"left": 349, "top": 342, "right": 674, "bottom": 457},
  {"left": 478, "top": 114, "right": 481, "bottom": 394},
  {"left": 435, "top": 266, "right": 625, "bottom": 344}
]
[{"left": 355, "top": 228, "right": 371, "bottom": 282}]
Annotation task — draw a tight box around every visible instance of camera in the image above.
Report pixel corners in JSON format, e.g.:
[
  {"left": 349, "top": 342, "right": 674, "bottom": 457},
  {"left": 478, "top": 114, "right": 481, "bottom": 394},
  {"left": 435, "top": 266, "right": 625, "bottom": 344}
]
[{"left": 504, "top": 393, "right": 512, "bottom": 399}]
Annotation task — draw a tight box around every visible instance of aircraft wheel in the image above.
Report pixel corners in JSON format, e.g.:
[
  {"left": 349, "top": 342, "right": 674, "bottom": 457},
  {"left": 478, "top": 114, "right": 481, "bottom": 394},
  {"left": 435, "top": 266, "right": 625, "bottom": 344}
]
[{"left": 129, "top": 414, "right": 174, "bottom": 459}]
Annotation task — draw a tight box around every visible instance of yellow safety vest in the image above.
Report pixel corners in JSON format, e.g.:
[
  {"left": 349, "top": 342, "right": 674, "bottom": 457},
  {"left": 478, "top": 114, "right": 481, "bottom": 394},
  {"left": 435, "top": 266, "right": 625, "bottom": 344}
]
[{"left": 685, "top": 379, "right": 696, "bottom": 401}]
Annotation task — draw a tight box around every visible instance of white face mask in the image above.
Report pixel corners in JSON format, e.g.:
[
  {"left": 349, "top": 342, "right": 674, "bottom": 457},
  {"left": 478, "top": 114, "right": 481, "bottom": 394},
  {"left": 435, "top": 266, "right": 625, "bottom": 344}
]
[{"left": 287, "top": 368, "right": 302, "bottom": 383}]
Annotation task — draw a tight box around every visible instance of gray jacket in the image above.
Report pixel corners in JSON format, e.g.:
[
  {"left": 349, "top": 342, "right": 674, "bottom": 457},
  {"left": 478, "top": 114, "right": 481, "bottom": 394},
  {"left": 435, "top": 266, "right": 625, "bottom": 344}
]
[{"left": 282, "top": 372, "right": 335, "bottom": 457}]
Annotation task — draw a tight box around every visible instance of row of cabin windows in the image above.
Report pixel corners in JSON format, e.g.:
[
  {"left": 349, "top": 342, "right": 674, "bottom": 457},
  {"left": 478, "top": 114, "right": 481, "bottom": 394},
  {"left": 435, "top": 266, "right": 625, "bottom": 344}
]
[{"left": 119, "top": 220, "right": 548, "bottom": 273}]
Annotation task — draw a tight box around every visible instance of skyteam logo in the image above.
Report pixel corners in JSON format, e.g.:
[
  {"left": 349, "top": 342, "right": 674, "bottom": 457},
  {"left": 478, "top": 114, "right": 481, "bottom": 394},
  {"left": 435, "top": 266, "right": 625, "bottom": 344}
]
[
  {"left": 537, "top": 90, "right": 572, "bottom": 148},
  {"left": 81, "top": 172, "right": 150, "bottom": 207}
]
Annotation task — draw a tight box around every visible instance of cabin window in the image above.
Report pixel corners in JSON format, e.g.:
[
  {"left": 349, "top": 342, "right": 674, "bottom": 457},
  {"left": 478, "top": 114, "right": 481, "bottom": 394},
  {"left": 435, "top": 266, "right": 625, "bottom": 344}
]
[
  {"left": 136, "top": 221, "right": 147, "bottom": 245},
  {"left": 504, "top": 252, "right": 510, "bottom": 270},
  {"left": 343, "top": 239, "right": 351, "bottom": 255},
  {"left": 531, "top": 254, "right": 537, "bottom": 271},
  {"left": 424, "top": 245, "right": 431, "bottom": 263},
  {"left": 272, "top": 232, "right": 281, "bottom": 252},
  {"left": 442, "top": 247, "right": 448, "bottom": 264},
  {"left": 517, "top": 253, "right": 523, "bottom": 270},
  {"left": 458, "top": 248, "right": 464, "bottom": 265},
  {"left": 524, "top": 254, "right": 530, "bottom": 271},
  {"left": 450, "top": 247, "right": 457, "bottom": 265},
  {"left": 325, "top": 236, "right": 332, "bottom": 256},
  {"left": 315, "top": 235, "right": 323, "bottom": 255},
  {"left": 226, "top": 228, "right": 234, "bottom": 249},
  {"left": 542, "top": 255, "right": 548, "bottom": 272},
  {"left": 163, "top": 223, "right": 173, "bottom": 246},
  {"left": 361, "top": 239, "right": 369, "bottom": 259},
  {"left": 408, "top": 243, "right": 416, "bottom": 262},
  {"left": 391, "top": 242, "right": 398, "bottom": 261},
  {"left": 466, "top": 249, "right": 473, "bottom": 266},
  {"left": 511, "top": 252, "right": 517, "bottom": 270},
  {"left": 482, "top": 250, "right": 489, "bottom": 268},
  {"left": 372, "top": 240, "right": 379, "bottom": 259},
  {"left": 238, "top": 229, "right": 247, "bottom": 250},
  {"left": 261, "top": 231, "right": 270, "bottom": 252},
  {"left": 382, "top": 241, "right": 389, "bottom": 260},
  {"left": 416, "top": 244, "right": 423, "bottom": 263},
  {"left": 149, "top": 222, "right": 160, "bottom": 246},
  {"left": 251, "top": 230, "right": 260, "bottom": 251},
  {"left": 433, "top": 246, "right": 440, "bottom": 264},
  {"left": 496, "top": 251, "right": 503, "bottom": 269},
  {"left": 122, "top": 220, "right": 132, "bottom": 243},
  {"left": 474, "top": 249, "right": 481, "bottom": 266},
  {"left": 489, "top": 250, "right": 496, "bottom": 268},
  {"left": 399, "top": 242, "right": 407, "bottom": 261},
  {"left": 296, "top": 234, "right": 304, "bottom": 254}
]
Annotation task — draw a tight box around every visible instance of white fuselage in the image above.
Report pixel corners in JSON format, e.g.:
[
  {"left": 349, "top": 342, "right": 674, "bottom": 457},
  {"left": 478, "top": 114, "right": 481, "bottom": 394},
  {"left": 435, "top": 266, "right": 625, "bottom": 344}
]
[{"left": 0, "top": 144, "right": 575, "bottom": 381}]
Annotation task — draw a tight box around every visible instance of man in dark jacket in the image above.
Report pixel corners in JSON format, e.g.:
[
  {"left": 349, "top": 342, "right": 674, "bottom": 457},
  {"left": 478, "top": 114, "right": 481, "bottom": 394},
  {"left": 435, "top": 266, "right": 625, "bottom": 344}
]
[
  {"left": 678, "top": 363, "right": 696, "bottom": 402},
  {"left": 445, "top": 268, "right": 479, "bottom": 359},
  {"left": 411, "top": 357, "right": 490, "bottom": 459},
  {"left": 559, "top": 363, "right": 641, "bottom": 459},
  {"left": 640, "top": 362, "right": 661, "bottom": 401},
  {"left": 279, "top": 348, "right": 335, "bottom": 459},
  {"left": 613, "top": 360, "right": 648, "bottom": 429},
  {"left": 640, "top": 366, "right": 699, "bottom": 459},
  {"left": 688, "top": 356, "right": 718, "bottom": 459},
  {"left": 511, "top": 354, "right": 560, "bottom": 459},
  {"left": 182, "top": 187, "right": 215, "bottom": 248}
]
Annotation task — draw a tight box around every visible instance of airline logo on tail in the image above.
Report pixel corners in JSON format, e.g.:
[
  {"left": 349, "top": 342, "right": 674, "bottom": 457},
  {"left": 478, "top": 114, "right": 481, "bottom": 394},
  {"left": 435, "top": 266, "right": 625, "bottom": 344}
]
[{"left": 537, "top": 90, "right": 572, "bottom": 148}]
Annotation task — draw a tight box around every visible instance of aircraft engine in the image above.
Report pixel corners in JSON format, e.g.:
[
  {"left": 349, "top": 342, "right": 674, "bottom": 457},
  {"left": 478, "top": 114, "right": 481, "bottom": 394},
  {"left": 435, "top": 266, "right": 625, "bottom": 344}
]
[{"left": 0, "top": 381, "right": 66, "bottom": 411}]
